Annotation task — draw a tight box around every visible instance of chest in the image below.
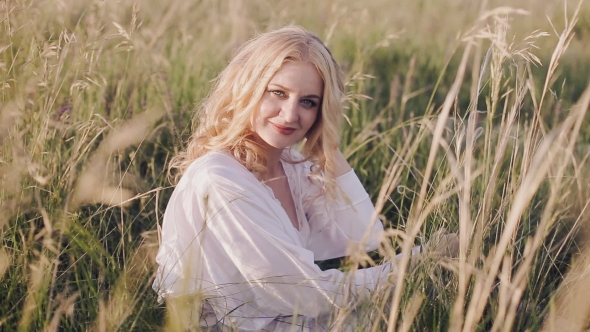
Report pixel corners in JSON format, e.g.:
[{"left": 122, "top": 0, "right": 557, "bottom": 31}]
[{"left": 264, "top": 176, "right": 300, "bottom": 231}]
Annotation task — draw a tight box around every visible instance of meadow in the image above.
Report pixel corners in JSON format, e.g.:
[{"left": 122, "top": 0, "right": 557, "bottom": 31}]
[{"left": 1, "top": 0, "right": 590, "bottom": 330}]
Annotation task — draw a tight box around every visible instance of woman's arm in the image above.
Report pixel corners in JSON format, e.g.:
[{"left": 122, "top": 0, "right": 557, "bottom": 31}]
[
  {"left": 302, "top": 150, "right": 384, "bottom": 260},
  {"left": 333, "top": 148, "right": 352, "bottom": 177}
]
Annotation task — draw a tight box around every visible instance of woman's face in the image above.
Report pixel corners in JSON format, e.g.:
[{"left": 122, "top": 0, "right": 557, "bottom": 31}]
[{"left": 252, "top": 60, "right": 324, "bottom": 152}]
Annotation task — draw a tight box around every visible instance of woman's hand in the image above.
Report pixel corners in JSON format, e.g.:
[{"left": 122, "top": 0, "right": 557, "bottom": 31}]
[
  {"left": 423, "top": 229, "right": 459, "bottom": 258},
  {"left": 405, "top": 229, "right": 458, "bottom": 273}
]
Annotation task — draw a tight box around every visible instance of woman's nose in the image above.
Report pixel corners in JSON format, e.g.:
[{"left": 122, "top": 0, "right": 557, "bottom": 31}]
[{"left": 280, "top": 100, "right": 299, "bottom": 122}]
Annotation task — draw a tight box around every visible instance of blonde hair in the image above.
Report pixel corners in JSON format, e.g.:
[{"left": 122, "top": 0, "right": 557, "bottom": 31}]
[{"left": 170, "top": 26, "right": 345, "bottom": 196}]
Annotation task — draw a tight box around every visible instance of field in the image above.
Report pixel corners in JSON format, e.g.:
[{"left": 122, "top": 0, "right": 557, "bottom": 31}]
[{"left": 1, "top": 0, "right": 590, "bottom": 330}]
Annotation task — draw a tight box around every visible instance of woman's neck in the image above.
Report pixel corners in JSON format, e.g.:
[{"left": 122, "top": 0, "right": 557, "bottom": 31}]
[{"left": 264, "top": 147, "right": 284, "bottom": 179}]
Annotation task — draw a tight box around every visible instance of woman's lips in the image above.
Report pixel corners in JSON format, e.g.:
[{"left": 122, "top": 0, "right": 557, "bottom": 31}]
[{"left": 270, "top": 123, "right": 297, "bottom": 135}]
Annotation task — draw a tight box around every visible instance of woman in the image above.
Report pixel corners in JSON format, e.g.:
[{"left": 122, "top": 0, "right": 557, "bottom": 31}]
[{"left": 153, "top": 26, "right": 448, "bottom": 331}]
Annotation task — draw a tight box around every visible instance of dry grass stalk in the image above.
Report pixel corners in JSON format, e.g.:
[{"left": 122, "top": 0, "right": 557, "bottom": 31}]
[
  {"left": 386, "top": 41, "right": 472, "bottom": 332},
  {"left": 18, "top": 254, "right": 51, "bottom": 332},
  {"left": 70, "top": 107, "right": 165, "bottom": 210},
  {"left": 0, "top": 249, "right": 10, "bottom": 280},
  {"left": 460, "top": 82, "right": 589, "bottom": 332},
  {"left": 45, "top": 292, "right": 79, "bottom": 332},
  {"left": 541, "top": 225, "right": 590, "bottom": 332},
  {"left": 537, "top": 0, "right": 584, "bottom": 130},
  {"left": 399, "top": 293, "right": 424, "bottom": 332},
  {"left": 92, "top": 238, "right": 158, "bottom": 332}
]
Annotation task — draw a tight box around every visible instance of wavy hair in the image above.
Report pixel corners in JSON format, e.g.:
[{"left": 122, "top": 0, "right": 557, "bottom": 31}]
[{"left": 170, "top": 26, "right": 345, "bottom": 197}]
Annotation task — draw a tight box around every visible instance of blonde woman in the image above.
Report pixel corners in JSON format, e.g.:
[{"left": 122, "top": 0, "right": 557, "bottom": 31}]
[{"left": 153, "top": 26, "right": 456, "bottom": 331}]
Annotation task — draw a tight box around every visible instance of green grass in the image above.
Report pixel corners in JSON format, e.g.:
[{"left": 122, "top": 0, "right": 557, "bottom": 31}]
[{"left": 1, "top": 0, "right": 590, "bottom": 330}]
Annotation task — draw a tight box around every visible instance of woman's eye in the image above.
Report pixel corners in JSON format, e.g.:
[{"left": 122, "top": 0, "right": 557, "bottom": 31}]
[
  {"left": 271, "top": 90, "right": 286, "bottom": 97},
  {"left": 301, "top": 99, "right": 317, "bottom": 108}
]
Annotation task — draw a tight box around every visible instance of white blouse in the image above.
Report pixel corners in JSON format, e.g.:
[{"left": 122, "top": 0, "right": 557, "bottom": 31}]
[{"left": 153, "top": 149, "right": 404, "bottom": 331}]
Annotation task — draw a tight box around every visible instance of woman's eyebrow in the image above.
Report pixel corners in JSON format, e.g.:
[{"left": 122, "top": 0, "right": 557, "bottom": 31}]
[
  {"left": 268, "top": 83, "right": 321, "bottom": 99},
  {"left": 302, "top": 94, "right": 322, "bottom": 100}
]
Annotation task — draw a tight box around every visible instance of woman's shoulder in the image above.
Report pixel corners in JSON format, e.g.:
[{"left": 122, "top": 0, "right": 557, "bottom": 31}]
[
  {"left": 171, "top": 151, "right": 264, "bottom": 206},
  {"left": 182, "top": 151, "right": 253, "bottom": 185}
]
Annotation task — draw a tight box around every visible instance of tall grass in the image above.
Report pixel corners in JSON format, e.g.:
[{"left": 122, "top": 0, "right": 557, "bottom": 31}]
[{"left": 1, "top": 0, "right": 589, "bottom": 330}]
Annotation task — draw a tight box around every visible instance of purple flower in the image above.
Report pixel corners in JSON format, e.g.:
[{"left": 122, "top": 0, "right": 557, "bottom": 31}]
[{"left": 58, "top": 104, "right": 71, "bottom": 118}]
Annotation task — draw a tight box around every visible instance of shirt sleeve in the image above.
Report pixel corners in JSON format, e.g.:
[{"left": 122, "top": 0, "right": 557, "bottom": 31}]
[
  {"left": 199, "top": 161, "right": 391, "bottom": 319},
  {"left": 303, "top": 168, "right": 385, "bottom": 260}
]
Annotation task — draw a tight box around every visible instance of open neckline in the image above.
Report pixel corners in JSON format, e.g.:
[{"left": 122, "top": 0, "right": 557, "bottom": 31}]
[
  {"left": 261, "top": 160, "right": 300, "bottom": 231},
  {"left": 212, "top": 149, "right": 309, "bottom": 237}
]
